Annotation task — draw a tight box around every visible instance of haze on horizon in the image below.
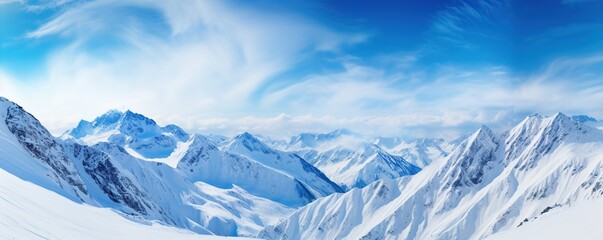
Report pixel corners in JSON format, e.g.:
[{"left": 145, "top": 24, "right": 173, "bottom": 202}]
[{"left": 1, "top": 0, "right": 602, "bottom": 139}]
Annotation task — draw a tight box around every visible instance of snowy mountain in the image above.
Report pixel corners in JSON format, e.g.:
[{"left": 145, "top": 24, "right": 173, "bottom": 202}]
[
  {"left": 58, "top": 107, "right": 351, "bottom": 234},
  {"left": 374, "top": 137, "right": 455, "bottom": 168},
  {"left": 177, "top": 134, "right": 339, "bottom": 206},
  {"left": 7, "top": 93, "right": 603, "bottom": 239},
  {"left": 65, "top": 109, "right": 343, "bottom": 206},
  {"left": 261, "top": 113, "right": 603, "bottom": 239},
  {"left": 62, "top": 109, "right": 190, "bottom": 161},
  {"left": 0, "top": 97, "right": 293, "bottom": 237},
  {"left": 274, "top": 130, "right": 421, "bottom": 189},
  {"left": 0, "top": 97, "right": 89, "bottom": 201},
  {"left": 222, "top": 132, "right": 344, "bottom": 197},
  {"left": 82, "top": 141, "right": 294, "bottom": 236}
]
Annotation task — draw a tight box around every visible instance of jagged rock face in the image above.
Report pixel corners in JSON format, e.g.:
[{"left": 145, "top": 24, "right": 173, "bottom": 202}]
[
  {"left": 261, "top": 115, "right": 603, "bottom": 240},
  {"left": 3, "top": 101, "right": 88, "bottom": 198},
  {"left": 67, "top": 143, "right": 158, "bottom": 216}
]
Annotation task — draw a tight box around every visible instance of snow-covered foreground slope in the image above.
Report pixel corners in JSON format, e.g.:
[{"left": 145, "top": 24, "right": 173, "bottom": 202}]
[
  {"left": 279, "top": 130, "right": 421, "bottom": 189},
  {"left": 0, "top": 168, "right": 252, "bottom": 240},
  {"left": 487, "top": 199, "right": 603, "bottom": 240},
  {"left": 261, "top": 113, "right": 603, "bottom": 239}
]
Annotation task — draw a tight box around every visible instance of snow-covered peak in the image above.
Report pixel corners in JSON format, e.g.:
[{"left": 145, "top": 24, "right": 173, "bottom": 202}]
[
  {"left": 177, "top": 133, "right": 332, "bottom": 207},
  {"left": 371, "top": 136, "right": 406, "bottom": 149},
  {"left": 225, "top": 132, "right": 274, "bottom": 154},
  {"left": 64, "top": 109, "right": 169, "bottom": 140},
  {"left": 380, "top": 136, "right": 452, "bottom": 168},
  {"left": 63, "top": 110, "right": 191, "bottom": 160},
  {"left": 440, "top": 125, "right": 502, "bottom": 193},
  {"left": 261, "top": 114, "right": 603, "bottom": 239},
  {"left": 116, "top": 110, "right": 159, "bottom": 137},
  {"left": 287, "top": 128, "right": 359, "bottom": 149},
  {"left": 506, "top": 113, "right": 603, "bottom": 170},
  {"left": 162, "top": 124, "right": 190, "bottom": 141},
  {"left": 571, "top": 114, "right": 597, "bottom": 123},
  {"left": 222, "top": 132, "right": 344, "bottom": 198},
  {"left": 92, "top": 109, "right": 124, "bottom": 128}
]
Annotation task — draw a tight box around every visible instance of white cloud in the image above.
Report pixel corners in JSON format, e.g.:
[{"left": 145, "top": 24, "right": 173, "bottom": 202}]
[
  {"left": 0, "top": 70, "right": 21, "bottom": 101},
  {"left": 10, "top": 0, "right": 364, "bottom": 135},
  {"left": 0, "top": 0, "right": 22, "bottom": 4},
  {"left": 4, "top": 0, "right": 603, "bottom": 140}
]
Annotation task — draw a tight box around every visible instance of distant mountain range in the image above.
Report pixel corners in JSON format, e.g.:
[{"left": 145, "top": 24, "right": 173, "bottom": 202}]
[{"left": 2, "top": 96, "right": 603, "bottom": 239}]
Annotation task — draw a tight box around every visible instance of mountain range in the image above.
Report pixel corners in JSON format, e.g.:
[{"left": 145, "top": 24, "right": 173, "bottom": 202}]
[
  {"left": 2, "top": 96, "right": 603, "bottom": 239},
  {"left": 260, "top": 113, "right": 603, "bottom": 239}
]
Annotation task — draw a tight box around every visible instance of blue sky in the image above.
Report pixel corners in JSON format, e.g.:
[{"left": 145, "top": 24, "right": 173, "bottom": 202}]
[{"left": 1, "top": 0, "right": 603, "bottom": 138}]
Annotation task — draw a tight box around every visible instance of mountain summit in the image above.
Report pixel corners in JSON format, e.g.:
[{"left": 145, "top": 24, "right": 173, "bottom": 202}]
[{"left": 62, "top": 110, "right": 190, "bottom": 159}]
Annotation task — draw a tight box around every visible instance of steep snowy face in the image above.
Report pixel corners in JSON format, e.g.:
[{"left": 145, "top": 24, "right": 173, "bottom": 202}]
[
  {"left": 302, "top": 143, "right": 421, "bottom": 189},
  {"left": 0, "top": 97, "right": 88, "bottom": 199},
  {"left": 571, "top": 114, "right": 597, "bottom": 123},
  {"left": 506, "top": 113, "right": 603, "bottom": 170},
  {"left": 223, "top": 132, "right": 344, "bottom": 198},
  {"left": 177, "top": 135, "right": 317, "bottom": 206},
  {"left": 261, "top": 114, "right": 603, "bottom": 240},
  {"left": 63, "top": 110, "right": 190, "bottom": 160},
  {"left": 377, "top": 137, "right": 452, "bottom": 168},
  {"left": 280, "top": 130, "right": 422, "bottom": 190},
  {"left": 63, "top": 142, "right": 169, "bottom": 221},
  {"left": 273, "top": 130, "right": 427, "bottom": 189},
  {"left": 73, "top": 140, "right": 294, "bottom": 237}
]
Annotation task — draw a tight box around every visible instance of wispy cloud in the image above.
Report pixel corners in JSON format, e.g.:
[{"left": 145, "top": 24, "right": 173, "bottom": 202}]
[
  {"left": 3, "top": 0, "right": 603, "bottom": 139},
  {"left": 180, "top": 112, "right": 493, "bottom": 140},
  {"left": 428, "top": 0, "right": 510, "bottom": 50},
  {"left": 8, "top": 0, "right": 365, "bottom": 134},
  {"left": 0, "top": 0, "right": 22, "bottom": 4}
]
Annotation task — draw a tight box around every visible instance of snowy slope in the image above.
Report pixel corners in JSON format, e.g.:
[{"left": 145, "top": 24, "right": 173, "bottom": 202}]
[
  {"left": 178, "top": 134, "right": 325, "bottom": 206},
  {"left": 261, "top": 113, "right": 603, "bottom": 240},
  {"left": 276, "top": 130, "right": 421, "bottom": 189},
  {"left": 0, "top": 168, "right": 251, "bottom": 240},
  {"left": 222, "top": 132, "right": 344, "bottom": 198},
  {"left": 64, "top": 139, "right": 295, "bottom": 237},
  {"left": 301, "top": 143, "right": 420, "bottom": 189},
  {"left": 487, "top": 199, "right": 603, "bottom": 240}
]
